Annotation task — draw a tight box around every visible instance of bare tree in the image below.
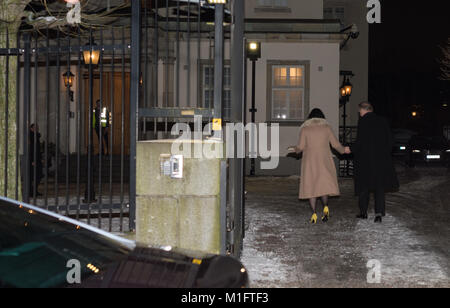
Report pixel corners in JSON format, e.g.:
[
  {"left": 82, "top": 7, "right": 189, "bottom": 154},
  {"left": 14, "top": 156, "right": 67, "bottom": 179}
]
[
  {"left": 0, "top": 0, "right": 31, "bottom": 199},
  {"left": 439, "top": 38, "right": 450, "bottom": 81}
]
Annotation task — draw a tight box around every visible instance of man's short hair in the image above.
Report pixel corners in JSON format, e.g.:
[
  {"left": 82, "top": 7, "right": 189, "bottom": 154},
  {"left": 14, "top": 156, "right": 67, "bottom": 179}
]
[{"left": 358, "top": 101, "right": 374, "bottom": 112}]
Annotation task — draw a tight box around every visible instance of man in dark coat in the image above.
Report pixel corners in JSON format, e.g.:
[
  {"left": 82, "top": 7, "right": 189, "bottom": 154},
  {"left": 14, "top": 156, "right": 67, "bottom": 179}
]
[
  {"left": 350, "top": 102, "right": 399, "bottom": 223},
  {"left": 29, "top": 123, "right": 43, "bottom": 197}
]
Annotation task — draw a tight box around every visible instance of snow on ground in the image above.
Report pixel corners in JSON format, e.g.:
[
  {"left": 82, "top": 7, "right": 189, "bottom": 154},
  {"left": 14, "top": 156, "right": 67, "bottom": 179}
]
[
  {"left": 241, "top": 165, "right": 450, "bottom": 288},
  {"left": 355, "top": 215, "right": 448, "bottom": 287}
]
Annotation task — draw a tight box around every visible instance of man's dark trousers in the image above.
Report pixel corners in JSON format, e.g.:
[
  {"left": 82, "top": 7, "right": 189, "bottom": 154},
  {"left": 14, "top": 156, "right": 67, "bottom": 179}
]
[{"left": 359, "top": 188, "right": 385, "bottom": 216}]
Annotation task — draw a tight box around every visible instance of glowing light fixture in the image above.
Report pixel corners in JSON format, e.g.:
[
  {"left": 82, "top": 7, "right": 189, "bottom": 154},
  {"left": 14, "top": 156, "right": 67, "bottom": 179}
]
[
  {"left": 340, "top": 77, "right": 353, "bottom": 97},
  {"left": 206, "top": 0, "right": 228, "bottom": 4},
  {"left": 246, "top": 41, "right": 261, "bottom": 61},
  {"left": 83, "top": 39, "right": 100, "bottom": 66},
  {"left": 63, "top": 71, "right": 75, "bottom": 88}
]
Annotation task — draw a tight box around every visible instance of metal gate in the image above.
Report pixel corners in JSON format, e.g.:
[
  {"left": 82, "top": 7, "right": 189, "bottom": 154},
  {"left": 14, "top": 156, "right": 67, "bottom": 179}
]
[
  {"left": 0, "top": 1, "right": 136, "bottom": 233},
  {"left": 0, "top": 0, "right": 246, "bottom": 257},
  {"left": 136, "top": 0, "right": 246, "bottom": 257}
]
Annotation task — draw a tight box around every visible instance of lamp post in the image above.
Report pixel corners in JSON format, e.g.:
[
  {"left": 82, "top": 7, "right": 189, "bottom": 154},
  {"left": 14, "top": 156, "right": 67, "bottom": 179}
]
[
  {"left": 339, "top": 72, "right": 353, "bottom": 177},
  {"left": 246, "top": 41, "right": 261, "bottom": 176},
  {"left": 339, "top": 73, "right": 353, "bottom": 145},
  {"left": 83, "top": 37, "right": 99, "bottom": 204}
]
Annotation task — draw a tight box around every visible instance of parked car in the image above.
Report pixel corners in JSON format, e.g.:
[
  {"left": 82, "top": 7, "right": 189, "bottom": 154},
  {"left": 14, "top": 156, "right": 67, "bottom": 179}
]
[
  {"left": 406, "top": 135, "right": 450, "bottom": 167},
  {"left": 392, "top": 128, "right": 417, "bottom": 156},
  {"left": 0, "top": 197, "right": 249, "bottom": 288}
]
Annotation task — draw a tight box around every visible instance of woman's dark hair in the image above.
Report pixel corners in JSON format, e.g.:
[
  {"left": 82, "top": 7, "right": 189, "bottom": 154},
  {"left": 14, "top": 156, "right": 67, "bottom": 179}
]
[{"left": 308, "top": 108, "right": 326, "bottom": 119}]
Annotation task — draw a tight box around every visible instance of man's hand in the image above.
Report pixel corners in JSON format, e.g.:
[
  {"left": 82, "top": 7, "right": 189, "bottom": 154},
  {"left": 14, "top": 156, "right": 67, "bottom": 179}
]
[{"left": 344, "top": 147, "right": 351, "bottom": 154}]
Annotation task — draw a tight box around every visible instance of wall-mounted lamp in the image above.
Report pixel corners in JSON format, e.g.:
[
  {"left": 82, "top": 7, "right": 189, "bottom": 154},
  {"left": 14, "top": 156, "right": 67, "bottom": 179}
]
[
  {"left": 63, "top": 71, "right": 74, "bottom": 88},
  {"left": 63, "top": 71, "right": 75, "bottom": 101}
]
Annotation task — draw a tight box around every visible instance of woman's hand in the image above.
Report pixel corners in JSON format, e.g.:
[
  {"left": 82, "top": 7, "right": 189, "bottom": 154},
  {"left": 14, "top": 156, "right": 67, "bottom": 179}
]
[
  {"left": 287, "top": 146, "right": 296, "bottom": 153},
  {"left": 344, "top": 147, "right": 351, "bottom": 154}
]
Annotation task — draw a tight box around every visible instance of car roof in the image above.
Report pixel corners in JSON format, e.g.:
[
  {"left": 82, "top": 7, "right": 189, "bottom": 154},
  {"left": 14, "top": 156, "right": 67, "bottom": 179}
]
[{"left": 0, "top": 196, "right": 136, "bottom": 251}]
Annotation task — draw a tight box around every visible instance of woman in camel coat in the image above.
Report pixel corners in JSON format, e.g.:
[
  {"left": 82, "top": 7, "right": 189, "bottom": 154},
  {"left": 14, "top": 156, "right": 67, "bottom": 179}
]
[{"left": 289, "top": 109, "right": 349, "bottom": 224}]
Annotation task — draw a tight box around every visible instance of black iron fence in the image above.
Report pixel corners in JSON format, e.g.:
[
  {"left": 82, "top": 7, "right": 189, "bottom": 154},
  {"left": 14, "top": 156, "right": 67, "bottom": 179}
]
[
  {"left": 138, "top": 0, "right": 232, "bottom": 139},
  {"left": 339, "top": 125, "right": 357, "bottom": 177},
  {"left": 0, "top": 19, "right": 135, "bottom": 233},
  {"left": 1, "top": 0, "right": 244, "bottom": 256}
]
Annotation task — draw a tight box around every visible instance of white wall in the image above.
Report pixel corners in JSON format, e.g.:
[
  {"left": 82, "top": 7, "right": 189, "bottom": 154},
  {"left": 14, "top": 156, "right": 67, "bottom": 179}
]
[
  {"left": 245, "top": 0, "right": 324, "bottom": 19},
  {"left": 246, "top": 42, "right": 340, "bottom": 157},
  {"left": 174, "top": 40, "right": 232, "bottom": 109},
  {"left": 173, "top": 40, "right": 340, "bottom": 160},
  {"left": 324, "top": 0, "right": 369, "bottom": 126}
]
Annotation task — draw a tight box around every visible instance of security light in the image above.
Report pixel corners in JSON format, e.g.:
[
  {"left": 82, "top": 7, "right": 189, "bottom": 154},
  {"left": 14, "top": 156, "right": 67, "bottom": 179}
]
[{"left": 246, "top": 41, "right": 261, "bottom": 61}]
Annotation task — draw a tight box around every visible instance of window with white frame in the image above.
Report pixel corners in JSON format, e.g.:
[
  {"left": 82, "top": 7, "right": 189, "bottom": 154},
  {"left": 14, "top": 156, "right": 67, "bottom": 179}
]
[
  {"left": 268, "top": 62, "right": 309, "bottom": 123},
  {"left": 258, "top": 0, "right": 288, "bottom": 8},
  {"left": 324, "top": 6, "right": 345, "bottom": 24},
  {"left": 201, "top": 62, "right": 231, "bottom": 117}
]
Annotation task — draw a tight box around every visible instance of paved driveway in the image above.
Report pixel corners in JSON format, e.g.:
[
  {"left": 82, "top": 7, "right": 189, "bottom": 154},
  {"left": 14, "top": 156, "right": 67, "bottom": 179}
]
[{"left": 241, "top": 164, "right": 450, "bottom": 288}]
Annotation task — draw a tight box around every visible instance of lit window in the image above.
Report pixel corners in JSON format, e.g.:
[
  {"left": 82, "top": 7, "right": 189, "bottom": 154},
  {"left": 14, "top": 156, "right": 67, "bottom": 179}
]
[{"left": 269, "top": 62, "right": 309, "bottom": 122}]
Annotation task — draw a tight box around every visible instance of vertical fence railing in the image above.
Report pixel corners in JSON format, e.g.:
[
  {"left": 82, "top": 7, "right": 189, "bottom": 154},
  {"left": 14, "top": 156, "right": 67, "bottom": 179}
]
[
  {"left": 139, "top": 0, "right": 232, "bottom": 126},
  {"left": 1, "top": 1, "right": 242, "bottom": 246},
  {"left": 129, "top": 0, "right": 141, "bottom": 232},
  {"left": 136, "top": 1, "right": 243, "bottom": 256},
  {"left": 1, "top": 16, "right": 134, "bottom": 232}
]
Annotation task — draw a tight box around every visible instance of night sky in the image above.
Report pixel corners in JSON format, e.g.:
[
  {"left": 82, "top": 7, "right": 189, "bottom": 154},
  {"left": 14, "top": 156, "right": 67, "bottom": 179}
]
[{"left": 369, "top": 1, "right": 450, "bottom": 133}]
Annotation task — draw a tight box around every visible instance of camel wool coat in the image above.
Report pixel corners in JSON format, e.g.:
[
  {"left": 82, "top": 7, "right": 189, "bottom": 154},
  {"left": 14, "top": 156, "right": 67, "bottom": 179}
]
[{"left": 295, "top": 118, "right": 345, "bottom": 199}]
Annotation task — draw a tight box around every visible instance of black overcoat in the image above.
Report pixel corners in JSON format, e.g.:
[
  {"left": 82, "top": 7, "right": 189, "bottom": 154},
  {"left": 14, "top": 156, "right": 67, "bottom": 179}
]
[
  {"left": 29, "top": 132, "right": 43, "bottom": 183},
  {"left": 351, "top": 112, "right": 399, "bottom": 194}
]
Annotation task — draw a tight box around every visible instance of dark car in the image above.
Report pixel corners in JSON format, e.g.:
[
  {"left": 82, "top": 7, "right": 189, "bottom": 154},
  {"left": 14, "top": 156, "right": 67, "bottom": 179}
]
[
  {"left": 406, "top": 135, "right": 450, "bottom": 167},
  {"left": 0, "top": 197, "right": 249, "bottom": 288},
  {"left": 392, "top": 128, "right": 417, "bottom": 156}
]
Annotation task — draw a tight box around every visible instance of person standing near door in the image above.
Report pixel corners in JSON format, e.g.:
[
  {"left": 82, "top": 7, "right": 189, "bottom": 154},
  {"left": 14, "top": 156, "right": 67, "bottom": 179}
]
[
  {"left": 350, "top": 102, "right": 399, "bottom": 223},
  {"left": 29, "top": 123, "right": 43, "bottom": 197},
  {"left": 93, "top": 100, "right": 110, "bottom": 156}
]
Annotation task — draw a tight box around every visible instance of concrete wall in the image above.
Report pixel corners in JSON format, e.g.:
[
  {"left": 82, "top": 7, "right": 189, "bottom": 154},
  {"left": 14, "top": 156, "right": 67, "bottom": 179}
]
[
  {"left": 245, "top": 0, "right": 324, "bottom": 20},
  {"left": 136, "top": 140, "right": 224, "bottom": 254}
]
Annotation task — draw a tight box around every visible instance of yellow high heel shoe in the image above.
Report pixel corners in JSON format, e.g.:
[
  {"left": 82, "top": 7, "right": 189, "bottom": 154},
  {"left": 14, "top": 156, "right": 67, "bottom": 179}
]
[
  {"left": 310, "top": 213, "right": 318, "bottom": 224},
  {"left": 322, "top": 206, "right": 330, "bottom": 222}
]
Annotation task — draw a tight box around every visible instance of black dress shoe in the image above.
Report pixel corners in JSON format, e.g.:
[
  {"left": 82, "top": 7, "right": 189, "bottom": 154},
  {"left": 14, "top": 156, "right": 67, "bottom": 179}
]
[
  {"left": 356, "top": 213, "right": 368, "bottom": 219},
  {"left": 374, "top": 216, "right": 382, "bottom": 223}
]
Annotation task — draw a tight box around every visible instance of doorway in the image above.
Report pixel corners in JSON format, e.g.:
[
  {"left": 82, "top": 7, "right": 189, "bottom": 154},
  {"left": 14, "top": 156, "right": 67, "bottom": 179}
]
[{"left": 84, "top": 72, "right": 130, "bottom": 156}]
